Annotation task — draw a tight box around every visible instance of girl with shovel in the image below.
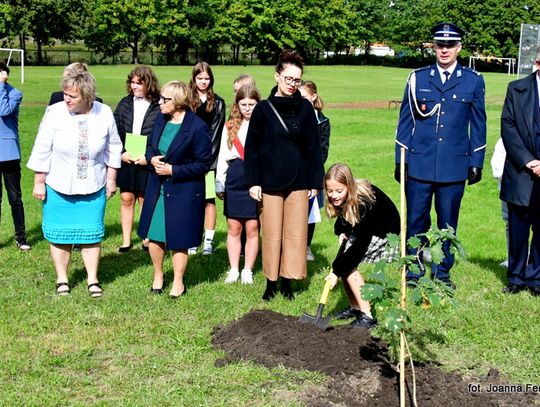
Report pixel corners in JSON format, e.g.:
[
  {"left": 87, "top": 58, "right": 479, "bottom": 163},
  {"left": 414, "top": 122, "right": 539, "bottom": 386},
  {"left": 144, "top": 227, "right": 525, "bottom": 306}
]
[{"left": 324, "top": 163, "right": 400, "bottom": 328}]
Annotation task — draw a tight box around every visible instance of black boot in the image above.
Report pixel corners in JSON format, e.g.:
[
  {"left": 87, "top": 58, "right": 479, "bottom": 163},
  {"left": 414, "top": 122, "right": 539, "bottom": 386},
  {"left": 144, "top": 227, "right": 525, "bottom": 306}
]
[
  {"left": 280, "top": 277, "right": 295, "bottom": 300},
  {"left": 262, "top": 279, "right": 277, "bottom": 301}
]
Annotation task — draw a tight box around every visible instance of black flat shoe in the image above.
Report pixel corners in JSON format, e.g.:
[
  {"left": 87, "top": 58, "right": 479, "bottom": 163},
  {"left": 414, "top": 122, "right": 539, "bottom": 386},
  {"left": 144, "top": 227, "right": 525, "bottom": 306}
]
[
  {"left": 334, "top": 306, "right": 359, "bottom": 320},
  {"left": 262, "top": 279, "right": 277, "bottom": 301},
  {"left": 118, "top": 244, "right": 133, "bottom": 253},
  {"left": 350, "top": 312, "right": 377, "bottom": 329},
  {"left": 280, "top": 278, "right": 295, "bottom": 300},
  {"left": 502, "top": 284, "right": 525, "bottom": 294},
  {"left": 142, "top": 244, "right": 149, "bottom": 252},
  {"left": 528, "top": 286, "right": 540, "bottom": 296},
  {"left": 151, "top": 287, "right": 164, "bottom": 294},
  {"left": 170, "top": 286, "right": 187, "bottom": 299}
]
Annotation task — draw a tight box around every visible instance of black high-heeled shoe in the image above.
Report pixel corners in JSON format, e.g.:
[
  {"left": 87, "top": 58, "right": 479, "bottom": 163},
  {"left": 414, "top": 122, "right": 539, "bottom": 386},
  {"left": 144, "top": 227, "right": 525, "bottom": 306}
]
[
  {"left": 150, "top": 286, "right": 163, "bottom": 294},
  {"left": 280, "top": 277, "right": 295, "bottom": 300},
  {"left": 262, "top": 279, "right": 277, "bottom": 301},
  {"left": 170, "top": 286, "right": 187, "bottom": 299}
]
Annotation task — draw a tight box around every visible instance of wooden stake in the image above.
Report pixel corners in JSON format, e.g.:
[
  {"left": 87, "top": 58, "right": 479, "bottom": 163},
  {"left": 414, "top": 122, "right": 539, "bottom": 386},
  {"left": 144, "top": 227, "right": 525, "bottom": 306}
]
[{"left": 399, "top": 148, "right": 407, "bottom": 407}]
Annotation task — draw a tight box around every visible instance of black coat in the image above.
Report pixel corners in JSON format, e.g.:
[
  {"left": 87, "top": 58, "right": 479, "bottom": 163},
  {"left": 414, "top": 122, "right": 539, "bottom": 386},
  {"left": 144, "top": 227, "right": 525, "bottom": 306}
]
[
  {"left": 317, "top": 110, "right": 330, "bottom": 165},
  {"left": 500, "top": 73, "right": 540, "bottom": 206},
  {"left": 244, "top": 87, "right": 324, "bottom": 191},
  {"left": 195, "top": 95, "right": 225, "bottom": 170},
  {"left": 332, "top": 185, "right": 400, "bottom": 278}
]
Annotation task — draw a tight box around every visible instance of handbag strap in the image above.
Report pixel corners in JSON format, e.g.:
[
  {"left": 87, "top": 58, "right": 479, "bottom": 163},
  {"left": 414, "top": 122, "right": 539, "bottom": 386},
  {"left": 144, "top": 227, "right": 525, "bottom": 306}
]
[{"left": 266, "top": 100, "right": 289, "bottom": 133}]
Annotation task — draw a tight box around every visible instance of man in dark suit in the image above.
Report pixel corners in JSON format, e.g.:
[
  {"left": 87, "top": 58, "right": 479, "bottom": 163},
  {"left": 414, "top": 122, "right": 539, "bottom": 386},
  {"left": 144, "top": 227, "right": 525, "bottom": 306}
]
[
  {"left": 500, "top": 46, "right": 540, "bottom": 295},
  {"left": 395, "top": 23, "right": 487, "bottom": 288}
]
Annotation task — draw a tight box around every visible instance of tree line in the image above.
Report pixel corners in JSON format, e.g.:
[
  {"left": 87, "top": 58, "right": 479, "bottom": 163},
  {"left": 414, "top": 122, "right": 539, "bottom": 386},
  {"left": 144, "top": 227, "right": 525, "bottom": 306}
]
[{"left": 0, "top": 0, "right": 538, "bottom": 65}]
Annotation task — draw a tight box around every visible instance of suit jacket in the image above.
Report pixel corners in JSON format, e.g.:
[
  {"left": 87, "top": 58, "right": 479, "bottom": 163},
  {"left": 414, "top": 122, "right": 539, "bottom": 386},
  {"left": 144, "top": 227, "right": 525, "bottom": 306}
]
[
  {"left": 137, "top": 110, "right": 212, "bottom": 250},
  {"left": 0, "top": 82, "right": 23, "bottom": 162},
  {"left": 500, "top": 73, "right": 540, "bottom": 206},
  {"left": 395, "top": 63, "right": 487, "bottom": 182}
]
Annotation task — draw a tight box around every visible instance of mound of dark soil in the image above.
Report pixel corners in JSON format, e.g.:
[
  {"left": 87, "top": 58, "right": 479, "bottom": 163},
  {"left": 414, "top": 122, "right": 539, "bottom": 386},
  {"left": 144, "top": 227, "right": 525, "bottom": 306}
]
[{"left": 212, "top": 310, "right": 539, "bottom": 407}]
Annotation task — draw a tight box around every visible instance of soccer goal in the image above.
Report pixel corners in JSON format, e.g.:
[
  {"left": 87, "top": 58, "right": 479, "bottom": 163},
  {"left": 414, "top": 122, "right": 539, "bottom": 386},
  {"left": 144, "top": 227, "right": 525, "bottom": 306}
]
[
  {"left": 518, "top": 23, "right": 540, "bottom": 77},
  {"left": 468, "top": 56, "right": 516, "bottom": 75},
  {"left": 0, "top": 48, "right": 24, "bottom": 84}
]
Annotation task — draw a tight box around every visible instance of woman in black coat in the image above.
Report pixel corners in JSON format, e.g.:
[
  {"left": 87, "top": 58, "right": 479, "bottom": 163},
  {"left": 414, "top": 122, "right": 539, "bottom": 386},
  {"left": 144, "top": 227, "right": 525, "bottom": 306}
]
[
  {"left": 244, "top": 49, "right": 324, "bottom": 300},
  {"left": 138, "top": 81, "right": 212, "bottom": 298},
  {"left": 114, "top": 66, "right": 160, "bottom": 252}
]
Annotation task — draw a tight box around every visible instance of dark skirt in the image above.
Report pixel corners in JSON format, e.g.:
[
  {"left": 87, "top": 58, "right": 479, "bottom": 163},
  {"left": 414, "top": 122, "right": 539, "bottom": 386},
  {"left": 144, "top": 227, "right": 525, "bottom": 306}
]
[
  {"left": 224, "top": 159, "right": 258, "bottom": 219},
  {"left": 117, "top": 163, "right": 150, "bottom": 194}
]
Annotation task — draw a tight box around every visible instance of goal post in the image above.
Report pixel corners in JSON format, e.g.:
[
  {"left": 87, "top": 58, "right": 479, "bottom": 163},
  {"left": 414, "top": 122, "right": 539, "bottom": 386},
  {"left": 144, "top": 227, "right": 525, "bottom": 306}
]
[
  {"left": 0, "top": 48, "right": 24, "bottom": 84},
  {"left": 468, "top": 56, "right": 516, "bottom": 75}
]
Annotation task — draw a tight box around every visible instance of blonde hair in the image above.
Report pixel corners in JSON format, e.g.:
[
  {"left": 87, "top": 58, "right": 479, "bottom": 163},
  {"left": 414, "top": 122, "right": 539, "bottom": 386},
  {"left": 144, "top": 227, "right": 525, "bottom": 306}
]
[
  {"left": 62, "top": 71, "right": 96, "bottom": 109},
  {"left": 233, "top": 74, "right": 256, "bottom": 90},
  {"left": 63, "top": 62, "right": 88, "bottom": 76},
  {"left": 299, "top": 80, "right": 324, "bottom": 111},
  {"left": 161, "top": 80, "right": 191, "bottom": 111},
  {"left": 226, "top": 85, "right": 260, "bottom": 149},
  {"left": 325, "top": 163, "right": 375, "bottom": 227}
]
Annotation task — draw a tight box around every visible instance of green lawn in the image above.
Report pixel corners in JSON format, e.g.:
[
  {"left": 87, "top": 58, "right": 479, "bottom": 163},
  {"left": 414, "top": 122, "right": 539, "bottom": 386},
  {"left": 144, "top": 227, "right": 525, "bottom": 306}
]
[{"left": 1, "top": 65, "right": 536, "bottom": 406}]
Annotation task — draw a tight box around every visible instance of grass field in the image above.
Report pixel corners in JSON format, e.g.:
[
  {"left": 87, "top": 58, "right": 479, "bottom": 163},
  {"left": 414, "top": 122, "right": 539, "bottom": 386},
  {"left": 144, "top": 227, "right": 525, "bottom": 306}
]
[{"left": 1, "top": 65, "right": 538, "bottom": 406}]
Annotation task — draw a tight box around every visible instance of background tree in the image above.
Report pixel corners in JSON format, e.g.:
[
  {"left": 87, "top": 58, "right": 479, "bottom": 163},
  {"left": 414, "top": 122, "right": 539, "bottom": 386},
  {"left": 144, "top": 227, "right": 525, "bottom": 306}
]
[{"left": 150, "top": 0, "right": 191, "bottom": 64}]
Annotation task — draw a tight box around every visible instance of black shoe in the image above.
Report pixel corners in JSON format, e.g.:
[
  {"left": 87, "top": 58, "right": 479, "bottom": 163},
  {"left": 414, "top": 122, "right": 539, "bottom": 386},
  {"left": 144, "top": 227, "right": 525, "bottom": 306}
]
[
  {"left": 502, "top": 284, "right": 525, "bottom": 294},
  {"left": 280, "top": 278, "right": 295, "bottom": 300},
  {"left": 406, "top": 278, "right": 419, "bottom": 288},
  {"left": 350, "top": 312, "right": 377, "bottom": 329},
  {"left": 170, "top": 286, "right": 187, "bottom": 299},
  {"left": 435, "top": 278, "right": 456, "bottom": 290},
  {"left": 262, "top": 279, "right": 277, "bottom": 301},
  {"left": 118, "top": 244, "right": 133, "bottom": 253},
  {"left": 334, "top": 306, "right": 359, "bottom": 320},
  {"left": 528, "top": 286, "right": 540, "bottom": 296},
  {"left": 150, "top": 286, "right": 164, "bottom": 294}
]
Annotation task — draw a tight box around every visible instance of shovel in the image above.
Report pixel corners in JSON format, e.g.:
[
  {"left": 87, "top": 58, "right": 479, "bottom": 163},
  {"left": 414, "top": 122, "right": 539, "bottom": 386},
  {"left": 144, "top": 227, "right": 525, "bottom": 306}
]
[
  {"left": 299, "top": 279, "right": 333, "bottom": 330},
  {"left": 299, "top": 238, "right": 349, "bottom": 330}
]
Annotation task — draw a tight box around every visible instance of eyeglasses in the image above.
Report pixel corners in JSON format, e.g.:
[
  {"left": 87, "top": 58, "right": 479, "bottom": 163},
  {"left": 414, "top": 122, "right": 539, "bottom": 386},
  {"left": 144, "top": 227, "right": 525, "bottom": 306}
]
[
  {"left": 280, "top": 74, "right": 303, "bottom": 87},
  {"left": 239, "top": 102, "right": 257, "bottom": 110},
  {"left": 159, "top": 95, "right": 172, "bottom": 103}
]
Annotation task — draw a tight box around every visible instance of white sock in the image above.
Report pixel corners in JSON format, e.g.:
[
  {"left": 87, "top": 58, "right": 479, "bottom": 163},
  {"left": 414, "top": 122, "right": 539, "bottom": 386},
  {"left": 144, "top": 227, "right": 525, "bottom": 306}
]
[
  {"left": 241, "top": 268, "right": 252, "bottom": 273},
  {"left": 230, "top": 267, "right": 239, "bottom": 273},
  {"left": 205, "top": 229, "right": 215, "bottom": 241}
]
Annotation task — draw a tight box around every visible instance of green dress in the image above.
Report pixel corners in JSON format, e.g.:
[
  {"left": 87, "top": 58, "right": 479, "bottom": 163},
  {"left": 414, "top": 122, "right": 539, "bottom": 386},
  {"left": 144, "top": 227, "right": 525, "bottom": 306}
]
[{"left": 147, "top": 122, "right": 181, "bottom": 243}]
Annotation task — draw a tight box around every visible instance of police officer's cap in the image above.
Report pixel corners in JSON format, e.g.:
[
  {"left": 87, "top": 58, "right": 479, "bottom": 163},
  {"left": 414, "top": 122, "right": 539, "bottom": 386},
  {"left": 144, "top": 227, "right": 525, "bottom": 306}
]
[{"left": 431, "top": 22, "right": 463, "bottom": 46}]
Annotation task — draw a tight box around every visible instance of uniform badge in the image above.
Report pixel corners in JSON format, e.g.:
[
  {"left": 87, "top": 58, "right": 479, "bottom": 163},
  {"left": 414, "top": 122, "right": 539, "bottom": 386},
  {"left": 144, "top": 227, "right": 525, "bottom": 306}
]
[{"left": 421, "top": 104, "right": 427, "bottom": 111}]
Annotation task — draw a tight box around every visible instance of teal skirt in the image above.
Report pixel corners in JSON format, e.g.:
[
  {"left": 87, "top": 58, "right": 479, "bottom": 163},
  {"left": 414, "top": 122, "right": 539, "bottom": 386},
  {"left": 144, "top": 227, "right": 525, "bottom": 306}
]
[{"left": 42, "top": 185, "right": 106, "bottom": 244}]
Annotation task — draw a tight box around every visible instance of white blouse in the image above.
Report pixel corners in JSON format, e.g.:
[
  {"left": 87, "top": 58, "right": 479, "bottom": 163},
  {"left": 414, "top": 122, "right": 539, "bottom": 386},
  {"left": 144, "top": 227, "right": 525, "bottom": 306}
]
[
  {"left": 27, "top": 101, "right": 122, "bottom": 195},
  {"left": 215, "top": 120, "right": 249, "bottom": 193},
  {"left": 132, "top": 97, "right": 151, "bottom": 134}
]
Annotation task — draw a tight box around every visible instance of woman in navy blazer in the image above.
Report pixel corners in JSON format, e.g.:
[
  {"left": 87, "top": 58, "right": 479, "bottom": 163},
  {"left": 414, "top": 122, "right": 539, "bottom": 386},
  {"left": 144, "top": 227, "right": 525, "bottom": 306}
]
[{"left": 138, "top": 81, "right": 212, "bottom": 298}]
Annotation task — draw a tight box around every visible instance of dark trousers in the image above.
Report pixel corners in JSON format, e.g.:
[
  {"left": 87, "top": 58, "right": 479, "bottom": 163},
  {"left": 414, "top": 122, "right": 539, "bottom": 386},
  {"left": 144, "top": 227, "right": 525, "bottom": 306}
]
[
  {"left": 507, "top": 184, "right": 540, "bottom": 287},
  {"left": 0, "top": 159, "right": 27, "bottom": 240},
  {"left": 405, "top": 177, "right": 465, "bottom": 280}
]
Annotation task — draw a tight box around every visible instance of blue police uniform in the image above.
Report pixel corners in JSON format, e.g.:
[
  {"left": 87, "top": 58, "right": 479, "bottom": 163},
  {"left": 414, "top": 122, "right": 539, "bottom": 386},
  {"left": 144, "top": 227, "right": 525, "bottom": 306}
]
[{"left": 395, "top": 58, "right": 487, "bottom": 282}]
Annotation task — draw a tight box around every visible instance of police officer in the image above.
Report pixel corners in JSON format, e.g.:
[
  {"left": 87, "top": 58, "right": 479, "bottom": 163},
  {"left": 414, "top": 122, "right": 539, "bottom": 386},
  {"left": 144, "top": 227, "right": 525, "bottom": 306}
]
[{"left": 395, "top": 22, "right": 487, "bottom": 288}]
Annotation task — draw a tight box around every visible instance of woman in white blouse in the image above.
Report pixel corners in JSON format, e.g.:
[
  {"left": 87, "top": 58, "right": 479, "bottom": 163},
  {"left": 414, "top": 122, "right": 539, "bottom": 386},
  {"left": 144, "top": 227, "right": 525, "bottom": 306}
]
[
  {"left": 27, "top": 71, "right": 122, "bottom": 297},
  {"left": 216, "top": 85, "right": 261, "bottom": 285}
]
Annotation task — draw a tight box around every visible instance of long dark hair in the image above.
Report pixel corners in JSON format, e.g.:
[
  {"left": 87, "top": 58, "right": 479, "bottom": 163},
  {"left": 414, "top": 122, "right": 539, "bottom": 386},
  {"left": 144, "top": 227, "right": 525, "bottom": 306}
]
[{"left": 189, "top": 61, "right": 216, "bottom": 113}]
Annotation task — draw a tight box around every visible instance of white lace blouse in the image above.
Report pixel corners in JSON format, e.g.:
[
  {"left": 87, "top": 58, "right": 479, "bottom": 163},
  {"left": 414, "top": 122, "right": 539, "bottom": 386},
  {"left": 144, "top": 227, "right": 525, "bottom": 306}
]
[{"left": 27, "top": 101, "right": 122, "bottom": 195}]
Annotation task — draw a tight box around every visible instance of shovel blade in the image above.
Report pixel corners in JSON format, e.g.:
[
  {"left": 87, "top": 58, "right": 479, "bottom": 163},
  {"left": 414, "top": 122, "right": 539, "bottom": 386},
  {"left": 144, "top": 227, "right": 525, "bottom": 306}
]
[{"left": 299, "top": 312, "right": 332, "bottom": 331}]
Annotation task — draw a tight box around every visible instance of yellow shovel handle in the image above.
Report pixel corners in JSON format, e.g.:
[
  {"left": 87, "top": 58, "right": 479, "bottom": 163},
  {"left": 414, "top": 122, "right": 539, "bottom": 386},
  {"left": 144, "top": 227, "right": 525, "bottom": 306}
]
[{"left": 319, "top": 279, "right": 333, "bottom": 305}]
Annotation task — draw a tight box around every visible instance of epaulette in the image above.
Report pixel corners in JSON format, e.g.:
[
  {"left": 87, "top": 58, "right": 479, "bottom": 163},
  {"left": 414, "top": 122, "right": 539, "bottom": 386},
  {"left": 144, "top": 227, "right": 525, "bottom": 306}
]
[
  {"left": 463, "top": 66, "right": 482, "bottom": 76},
  {"left": 414, "top": 66, "right": 431, "bottom": 73}
]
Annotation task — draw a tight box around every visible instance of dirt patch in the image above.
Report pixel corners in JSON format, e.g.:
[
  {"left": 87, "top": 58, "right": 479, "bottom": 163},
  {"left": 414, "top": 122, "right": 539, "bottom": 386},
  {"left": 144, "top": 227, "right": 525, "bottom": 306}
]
[{"left": 212, "top": 310, "right": 539, "bottom": 407}]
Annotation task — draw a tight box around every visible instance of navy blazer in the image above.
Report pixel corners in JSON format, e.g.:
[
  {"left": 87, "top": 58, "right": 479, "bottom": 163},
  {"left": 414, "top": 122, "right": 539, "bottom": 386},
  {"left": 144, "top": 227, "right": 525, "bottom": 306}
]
[
  {"left": 395, "top": 63, "right": 487, "bottom": 183},
  {"left": 500, "top": 73, "right": 540, "bottom": 206},
  {"left": 138, "top": 110, "right": 212, "bottom": 250}
]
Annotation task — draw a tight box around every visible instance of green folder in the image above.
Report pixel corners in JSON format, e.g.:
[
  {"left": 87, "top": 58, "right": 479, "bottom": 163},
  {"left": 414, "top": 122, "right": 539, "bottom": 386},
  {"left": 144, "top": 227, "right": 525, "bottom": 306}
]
[{"left": 125, "top": 133, "right": 147, "bottom": 158}]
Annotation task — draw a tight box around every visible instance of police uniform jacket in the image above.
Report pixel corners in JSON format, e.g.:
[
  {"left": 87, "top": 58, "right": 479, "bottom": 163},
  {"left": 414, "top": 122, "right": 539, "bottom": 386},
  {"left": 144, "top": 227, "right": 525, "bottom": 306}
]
[
  {"left": 395, "top": 63, "right": 487, "bottom": 183},
  {"left": 244, "top": 86, "right": 323, "bottom": 192},
  {"left": 500, "top": 73, "right": 540, "bottom": 206}
]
